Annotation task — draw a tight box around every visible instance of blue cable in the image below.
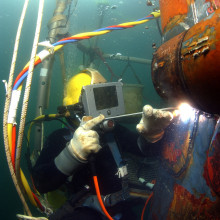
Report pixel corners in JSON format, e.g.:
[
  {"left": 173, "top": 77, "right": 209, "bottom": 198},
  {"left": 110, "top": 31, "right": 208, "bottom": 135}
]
[
  {"left": 13, "top": 71, "right": 28, "bottom": 90},
  {"left": 53, "top": 39, "right": 78, "bottom": 46},
  {"left": 136, "top": 15, "right": 154, "bottom": 21},
  {"left": 94, "top": 27, "right": 124, "bottom": 32}
]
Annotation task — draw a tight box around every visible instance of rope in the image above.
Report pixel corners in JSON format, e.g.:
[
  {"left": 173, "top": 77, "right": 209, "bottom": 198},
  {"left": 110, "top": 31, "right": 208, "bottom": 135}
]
[
  {"left": 15, "top": 0, "right": 44, "bottom": 192},
  {"left": 2, "top": 0, "right": 32, "bottom": 216},
  {"left": 16, "top": 214, "right": 48, "bottom": 220}
]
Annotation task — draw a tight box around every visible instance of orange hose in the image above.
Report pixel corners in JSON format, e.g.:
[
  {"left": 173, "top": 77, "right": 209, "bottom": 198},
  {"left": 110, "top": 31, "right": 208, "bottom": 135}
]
[
  {"left": 141, "top": 192, "right": 153, "bottom": 220},
  {"left": 93, "top": 176, "right": 114, "bottom": 220},
  {"left": 11, "top": 125, "right": 16, "bottom": 171},
  {"left": 11, "top": 125, "right": 44, "bottom": 210}
]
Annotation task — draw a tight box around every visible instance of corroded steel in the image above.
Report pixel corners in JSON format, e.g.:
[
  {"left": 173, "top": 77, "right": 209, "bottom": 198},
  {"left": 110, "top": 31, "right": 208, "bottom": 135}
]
[
  {"left": 151, "top": 31, "right": 189, "bottom": 107},
  {"left": 159, "top": 0, "right": 188, "bottom": 34},
  {"left": 181, "top": 9, "right": 220, "bottom": 113},
  {"left": 152, "top": 9, "right": 220, "bottom": 114}
]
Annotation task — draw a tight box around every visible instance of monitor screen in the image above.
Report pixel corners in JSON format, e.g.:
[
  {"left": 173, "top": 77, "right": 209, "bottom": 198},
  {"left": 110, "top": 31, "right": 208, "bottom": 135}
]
[
  {"left": 82, "top": 82, "right": 125, "bottom": 117},
  {"left": 93, "top": 86, "right": 118, "bottom": 110}
]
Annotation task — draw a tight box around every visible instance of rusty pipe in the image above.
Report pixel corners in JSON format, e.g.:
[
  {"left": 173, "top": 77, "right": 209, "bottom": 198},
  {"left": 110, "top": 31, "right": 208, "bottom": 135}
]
[{"left": 152, "top": 9, "right": 220, "bottom": 114}]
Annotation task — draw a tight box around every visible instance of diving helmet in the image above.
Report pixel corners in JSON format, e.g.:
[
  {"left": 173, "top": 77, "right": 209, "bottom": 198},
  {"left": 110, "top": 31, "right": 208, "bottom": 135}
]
[{"left": 63, "top": 68, "right": 107, "bottom": 106}]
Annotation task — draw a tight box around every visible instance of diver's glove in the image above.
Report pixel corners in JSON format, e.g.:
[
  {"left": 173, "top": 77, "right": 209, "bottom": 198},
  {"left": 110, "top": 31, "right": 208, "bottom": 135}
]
[
  {"left": 136, "top": 105, "right": 173, "bottom": 143},
  {"left": 68, "top": 114, "right": 105, "bottom": 161},
  {"left": 55, "top": 114, "right": 105, "bottom": 176}
]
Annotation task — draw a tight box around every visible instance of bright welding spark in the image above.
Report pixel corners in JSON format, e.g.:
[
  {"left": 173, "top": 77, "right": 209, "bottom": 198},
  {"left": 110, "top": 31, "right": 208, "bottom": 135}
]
[{"left": 176, "top": 103, "right": 195, "bottom": 123}]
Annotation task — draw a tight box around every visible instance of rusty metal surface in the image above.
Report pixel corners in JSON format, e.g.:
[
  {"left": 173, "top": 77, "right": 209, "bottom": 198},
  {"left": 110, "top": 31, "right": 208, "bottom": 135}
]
[
  {"left": 159, "top": 0, "right": 218, "bottom": 42},
  {"left": 147, "top": 112, "right": 220, "bottom": 219},
  {"left": 152, "top": 9, "right": 220, "bottom": 114},
  {"left": 151, "top": 32, "right": 188, "bottom": 105},
  {"left": 181, "top": 9, "right": 220, "bottom": 113},
  {"left": 159, "top": 0, "right": 188, "bottom": 34}
]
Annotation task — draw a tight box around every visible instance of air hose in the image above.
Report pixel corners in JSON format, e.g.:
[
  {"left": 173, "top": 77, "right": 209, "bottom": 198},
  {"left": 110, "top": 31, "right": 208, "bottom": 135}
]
[
  {"left": 141, "top": 192, "right": 153, "bottom": 220},
  {"left": 89, "top": 155, "right": 114, "bottom": 220}
]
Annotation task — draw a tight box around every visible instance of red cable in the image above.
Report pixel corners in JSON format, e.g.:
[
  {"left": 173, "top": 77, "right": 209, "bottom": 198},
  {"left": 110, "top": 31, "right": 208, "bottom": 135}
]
[
  {"left": 58, "top": 36, "right": 91, "bottom": 42},
  {"left": 11, "top": 124, "right": 44, "bottom": 212},
  {"left": 93, "top": 176, "right": 114, "bottom": 220},
  {"left": 32, "top": 192, "right": 45, "bottom": 212},
  {"left": 30, "top": 175, "right": 38, "bottom": 194},
  {"left": 108, "top": 25, "right": 134, "bottom": 28},
  {"left": 141, "top": 192, "right": 153, "bottom": 220},
  {"left": 11, "top": 125, "right": 16, "bottom": 171},
  {"left": 13, "top": 58, "right": 42, "bottom": 87},
  {"left": 11, "top": 125, "right": 44, "bottom": 212}
]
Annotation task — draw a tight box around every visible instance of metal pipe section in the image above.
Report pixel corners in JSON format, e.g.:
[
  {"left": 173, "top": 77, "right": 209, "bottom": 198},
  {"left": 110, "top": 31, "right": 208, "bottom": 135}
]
[
  {"left": 159, "top": 0, "right": 218, "bottom": 42},
  {"left": 33, "top": 0, "right": 70, "bottom": 161},
  {"left": 103, "top": 54, "right": 151, "bottom": 65},
  {"left": 152, "top": 9, "right": 220, "bottom": 114},
  {"left": 36, "top": 58, "right": 54, "bottom": 115},
  {"left": 76, "top": 43, "right": 151, "bottom": 65}
]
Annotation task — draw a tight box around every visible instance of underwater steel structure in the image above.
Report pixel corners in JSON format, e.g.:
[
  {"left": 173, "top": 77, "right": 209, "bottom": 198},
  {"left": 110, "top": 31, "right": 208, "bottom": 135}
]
[
  {"left": 152, "top": 1, "right": 220, "bottom": 114},
  {"left": 150, "top": 0, "right": 220, "bottom": 219}
]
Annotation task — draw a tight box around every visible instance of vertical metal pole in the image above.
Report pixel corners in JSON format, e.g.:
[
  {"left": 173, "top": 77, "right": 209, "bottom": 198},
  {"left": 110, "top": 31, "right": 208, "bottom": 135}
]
[{"left": 32, "top": 0, "right": 69, "bottom": 163}]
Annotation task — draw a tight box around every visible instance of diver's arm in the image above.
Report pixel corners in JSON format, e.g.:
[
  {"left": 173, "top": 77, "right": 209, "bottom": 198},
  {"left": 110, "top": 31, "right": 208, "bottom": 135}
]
[
  {"left": 55, "top": 115, "right": 105, "bottom": 175},
  {"left": 32, "top": 142, "right": 86, "bottom": 194},
  {"left": 32, "top": 115, "right": 104, "bottom": 193},
  {"left": 136, "top": 105, "right": 173, "bottom": 143},
  {"left": 135, "top": 105, "right": 174, "bottom": 155},
  {"left": 32, "top": 158, "right": 69, "bottom": 193},
  {"left": 31, "top": 128, "right": 76, "bottom": 193}
]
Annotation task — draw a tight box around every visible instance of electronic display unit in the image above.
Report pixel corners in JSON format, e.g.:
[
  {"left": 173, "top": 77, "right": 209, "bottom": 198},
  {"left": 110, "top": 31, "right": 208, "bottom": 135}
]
[{"left": 81, "top": 82, "right": 125, "bottom": 118}]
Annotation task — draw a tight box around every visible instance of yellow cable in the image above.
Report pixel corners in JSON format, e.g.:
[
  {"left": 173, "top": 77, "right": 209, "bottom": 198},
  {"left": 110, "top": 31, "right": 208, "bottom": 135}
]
[
  {"left": 7, "top": 124, "right": 13, "bottom": 153},
  {"left": 74, "top": 30, "right": 110, "bottom": 37},
  {"left": 24, "top": 56, "right": 41, "bottom": 69},
  {"left": 54, "top": 44, "right": 64, "bottom": 52},
  {"left": 27, "top": 114, "right": 61, "bottom": 144},
  {"left": 151, "top": 10, "right": 161, "bottom": 18},
  {"left": 119, "top": 20, "right": 149, "bottom": 26},
  {"left": 18, "top": 84, "right": 23, "bottom": 91},
  {"left": 20, "top": 169, "right": 38, "bottom": 207},
  {"left": 7, "top": 124, "right": 38, "bottom": 208}
]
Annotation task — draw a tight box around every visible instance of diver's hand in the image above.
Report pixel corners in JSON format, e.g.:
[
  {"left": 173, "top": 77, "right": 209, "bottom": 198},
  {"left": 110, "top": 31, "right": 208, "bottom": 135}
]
[
  {"left": 68, "top": 114, "right": 105, "bottom": 161},
  {"left": 136, "top": 105, "right": 173, "bottom": 143}
]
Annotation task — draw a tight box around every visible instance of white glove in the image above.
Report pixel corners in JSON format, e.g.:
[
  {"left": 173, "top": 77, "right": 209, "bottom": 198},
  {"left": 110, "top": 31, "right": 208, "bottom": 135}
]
[
  {"left": 68, "top": 114, "right": 105, "bottom": 161},
  {"left": 136, "top": 105, "right": 173, "bottom": 143}
]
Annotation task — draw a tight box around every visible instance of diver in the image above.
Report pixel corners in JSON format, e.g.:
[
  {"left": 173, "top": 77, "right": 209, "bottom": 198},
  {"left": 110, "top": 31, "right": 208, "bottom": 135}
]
[
  {"left": 32, "top": 65, "right": 220, "bottom": 220},
  {"left": 31, "top": 68, "right": 173, "bottom": 220}
]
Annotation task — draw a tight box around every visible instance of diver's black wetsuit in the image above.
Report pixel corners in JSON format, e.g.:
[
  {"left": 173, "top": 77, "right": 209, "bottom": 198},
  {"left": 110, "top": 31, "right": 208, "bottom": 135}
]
[{"left": 32, "top": 123, "right": 160, "bottom": 220}]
